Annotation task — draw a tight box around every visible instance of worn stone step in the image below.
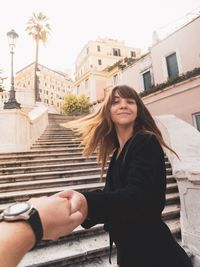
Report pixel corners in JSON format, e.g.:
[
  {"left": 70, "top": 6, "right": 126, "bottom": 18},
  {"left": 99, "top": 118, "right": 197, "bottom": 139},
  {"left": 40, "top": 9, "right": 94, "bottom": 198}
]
[
  {"left": 31, "top": 144, "right": 83, "bottom": 149},
  {"left": 166, "top": 192, "right": 180, "bottom": 205},
  {"left": 43, "top": 129, "right": 74, "bottom": 132},
  {"left": 162, "top": 204, "right": 180, "bottom": 220},
  {"left": 0, "top": 156, "right": 97, "bottom": 167},
  {"left": 38, "top": 135, "right": 79, "bottom": 139},
  {"left": 0, "top": 148, "right": 83, "bottom": 158},
  {"left": 0, "top": 161, "right": 102, "bottom": 175},
  {"left": 39, "top": 133, "right": 78, "bottom": 136},
  {"left": 0, "top": 174, "right": 104, "bottom": 192},
  {"left": 0, "top": 182, "right": 105, "bottom": 204},
  {"left": 17, "top": 217, "right": 181, "bottom": 267},
  {"left": 0, "top": 152, "right": 87, "bottom": 162},
  {"left": 31, "top": 146, "right": 84, "bottom": 152},
  {"left": 0, "top": 175, "right": 177, "bottom": 194},
  {"left": 0, "top": 182, "right": 179, "bottom": 205},
  {"left": 42, "top": 133, "right": 75, "bottom": 137},
  {"left": 35, "top": 140, "right": 81, "bottom": 145},
  {"left": 40, "top": 133, "right": 78, "bottom": 137},
  {"left": 0, "top": 165, "right": 174, "bottom": 184},
  {"left": 0, "top": 167, "right": 103, "bottom": 183}
]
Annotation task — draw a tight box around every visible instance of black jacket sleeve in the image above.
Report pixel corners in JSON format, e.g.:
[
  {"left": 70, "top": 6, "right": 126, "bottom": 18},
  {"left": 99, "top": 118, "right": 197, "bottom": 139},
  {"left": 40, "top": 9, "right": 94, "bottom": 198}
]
[{"left": 82, "top": 133, "right": 166, "bottom": 225}]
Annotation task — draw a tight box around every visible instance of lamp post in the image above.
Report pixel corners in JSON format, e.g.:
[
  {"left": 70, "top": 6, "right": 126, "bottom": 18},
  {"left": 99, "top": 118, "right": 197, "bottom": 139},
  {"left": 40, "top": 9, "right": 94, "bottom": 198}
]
[
  {"left": 59, "top": 96, "right": 62, "bottom": 114},
  {"left": 34, "top": 65, "right": 41, "bottom": 102},
  {"left": 4, "top": 29, "right": 21, "bottom": 109}
]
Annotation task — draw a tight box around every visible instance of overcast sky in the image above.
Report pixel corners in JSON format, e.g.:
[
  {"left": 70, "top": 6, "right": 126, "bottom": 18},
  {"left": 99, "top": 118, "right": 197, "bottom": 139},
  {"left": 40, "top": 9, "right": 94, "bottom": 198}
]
[{"left": 0, "top": 0, "right": 199, "bottom": 81}]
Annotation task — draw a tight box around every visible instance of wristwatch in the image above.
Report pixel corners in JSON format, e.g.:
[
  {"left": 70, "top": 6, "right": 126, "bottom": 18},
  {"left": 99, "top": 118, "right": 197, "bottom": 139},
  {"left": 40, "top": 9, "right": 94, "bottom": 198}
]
[{"left": 0, "top": 202, "right": 43, "bottom": 246}]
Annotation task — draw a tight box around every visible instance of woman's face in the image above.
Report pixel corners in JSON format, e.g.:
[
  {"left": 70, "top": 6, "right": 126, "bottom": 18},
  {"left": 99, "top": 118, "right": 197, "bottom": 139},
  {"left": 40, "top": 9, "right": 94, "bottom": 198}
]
[{"left": 110, "top": 92, "right": 137, "bottom": 128}]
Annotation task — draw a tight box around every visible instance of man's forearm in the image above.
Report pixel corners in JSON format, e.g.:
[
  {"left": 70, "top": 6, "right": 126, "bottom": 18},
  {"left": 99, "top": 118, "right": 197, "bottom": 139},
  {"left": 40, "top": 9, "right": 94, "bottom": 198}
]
[{"left": 0, "top": 221, "right": 35, "bottom": 267}]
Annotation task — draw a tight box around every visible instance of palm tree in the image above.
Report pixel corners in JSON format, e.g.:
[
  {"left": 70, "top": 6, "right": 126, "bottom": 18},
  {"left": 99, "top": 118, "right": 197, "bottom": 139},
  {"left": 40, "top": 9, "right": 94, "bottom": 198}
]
[{"left": 26, "top": 12, "right": 51, "bottom": 102}]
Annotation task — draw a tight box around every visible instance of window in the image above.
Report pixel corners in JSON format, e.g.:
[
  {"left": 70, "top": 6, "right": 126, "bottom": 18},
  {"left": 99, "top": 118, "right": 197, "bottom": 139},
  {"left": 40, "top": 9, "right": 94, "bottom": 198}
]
[
  {"left": 166, "top": 53, "right": 179, "bottom": 78},
  {"left": 193, "top": 113, "right": 200, "bottom": 131},
  {"left": 113, "top": 48, "right": 121, "bottom": 56},
  {"left": 97, "top": 45, "right": 101, "bottom": 52},
  {"left": 131, "top": 51, "right": 136, "bottom": 57},
  {"left": 86, "top": 47, "right": 89, "bottom": 55},
  {"left": 98, "top": 59, "right": 102, "bottom": 65},
  {"left": 113, "top": 74, "right": 118, "bottom": 85},
  {"left": 143, "top": 71, "right": 152, "bottom": 91},
  {"left": 85, "top": 79, "right": 89, "bottom": 89},
  {"left": 77, "top": 85, "right": 80, "bottom": 95}
]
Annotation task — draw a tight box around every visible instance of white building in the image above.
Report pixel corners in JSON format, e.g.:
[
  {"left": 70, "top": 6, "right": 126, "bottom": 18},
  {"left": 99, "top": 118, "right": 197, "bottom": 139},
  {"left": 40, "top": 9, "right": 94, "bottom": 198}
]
[{"left": 72, "top": 37, "right": 141, "bottom": 101}]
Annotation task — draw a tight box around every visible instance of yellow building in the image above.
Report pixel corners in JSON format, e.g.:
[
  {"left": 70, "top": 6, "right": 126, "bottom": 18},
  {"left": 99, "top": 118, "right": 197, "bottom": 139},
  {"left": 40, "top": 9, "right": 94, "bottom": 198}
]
[{"left": 15, "top": 63, "right": 73, "bottom": 112}]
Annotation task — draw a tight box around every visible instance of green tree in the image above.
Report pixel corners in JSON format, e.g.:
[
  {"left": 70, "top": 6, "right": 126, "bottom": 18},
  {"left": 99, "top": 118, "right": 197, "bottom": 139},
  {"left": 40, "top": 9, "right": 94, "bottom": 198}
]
[
  {"left": 0, "top": 69, "right": 7, "bottom": 92},
  {"left": 63, "top": 94, "right": 90, "bottom": 115},
  {"left": 77, "top": 95, "right": 90, "bottom": 114},
  {"left": 26, "top": 12, "right": 51, "bottom": 101}
]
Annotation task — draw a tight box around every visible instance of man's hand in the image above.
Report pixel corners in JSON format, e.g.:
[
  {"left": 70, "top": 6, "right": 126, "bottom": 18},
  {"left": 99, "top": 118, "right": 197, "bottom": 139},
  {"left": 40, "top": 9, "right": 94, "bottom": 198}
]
[{"left": 29, "top": 195, "right": 83, "bottom": 240}]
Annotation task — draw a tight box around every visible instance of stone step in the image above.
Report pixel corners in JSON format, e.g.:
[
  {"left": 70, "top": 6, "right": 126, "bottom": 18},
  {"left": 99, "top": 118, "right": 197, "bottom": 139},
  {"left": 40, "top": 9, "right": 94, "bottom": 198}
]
[
  {"left": 0, "top": 161, "right": 103, "bottom": 175},
  {"left": 42, "top": 131, "right": 75, "bottom": 137},
  {"left": 0, "top": 158, "right": 172, "bottom": 175},
  {"left": 0, "top": 156, "right": 97, "bottom": 167},
  {"left": 0, "top": 183, "right": 105, "bottom": 204},
  {"left": 43, "top": 128, "right": 74, "bottom": 132},
  {"left": 0, "top": 151, "right": 86, "bottom": 161},
  {"left": 30, "top": 147, "right": 84, "bottom": 152},
  {"left": 35, "top": 140, "right": 81, "bottom": 145},
  {"left": 0, "top": 182, "right": 179, "bottom": 205},
  {"left": 0, "top": 175, "right": 104, "bottom": 192},
  {"left": 17, "top": 217, "right": 180, "bottom": 267},
  {"left": 162, "top": 204, "right": 180, "bottom": 221},
  {"left": 31, "top": 144, "right": 83, "bottom": 149},
  {"left": 0, "top": 167, "right": 103, "bottom": 183},
  {"left": 0, "top": 148, "right": 84, "bottom": 157},
  {"left": 40, "top": 134, "right": 79, "bottom": 138},
  {"left": 37, "top": 139, "right": 80, "bottom": 143},
  {"left": 0, "top": 165, "right": 174, "bottom": 184},
  {"left": 166, "top": 192, "right": 180, "bottom": 205},
  {"left": 0, "top": 175, "right": 177, "bottom": 193}
]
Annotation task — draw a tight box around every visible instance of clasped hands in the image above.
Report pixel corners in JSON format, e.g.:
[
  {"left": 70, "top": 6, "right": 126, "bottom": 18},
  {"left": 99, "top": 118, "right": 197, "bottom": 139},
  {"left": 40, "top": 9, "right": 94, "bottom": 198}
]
[{"left": 29, "top": 190, "right": 88, "bottom": 241}]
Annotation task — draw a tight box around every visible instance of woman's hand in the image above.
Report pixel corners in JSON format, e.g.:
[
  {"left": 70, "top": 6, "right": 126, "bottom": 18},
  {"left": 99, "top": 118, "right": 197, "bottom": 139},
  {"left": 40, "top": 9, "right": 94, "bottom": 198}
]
[{"left": 55, "top": 190, "right": 88, "bottom": 222}]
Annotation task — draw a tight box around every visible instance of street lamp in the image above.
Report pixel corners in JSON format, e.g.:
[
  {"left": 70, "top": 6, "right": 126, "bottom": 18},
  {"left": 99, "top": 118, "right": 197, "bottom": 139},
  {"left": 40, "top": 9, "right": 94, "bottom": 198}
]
[
  {"left": 35, "top": 66, "right": 41, "bottom": 102},
  {"left": 4, "top": 29, "right": 21, "bottom": 109},
  {"left": 59, "top": 96, "right": 62, "bottom": 114}
]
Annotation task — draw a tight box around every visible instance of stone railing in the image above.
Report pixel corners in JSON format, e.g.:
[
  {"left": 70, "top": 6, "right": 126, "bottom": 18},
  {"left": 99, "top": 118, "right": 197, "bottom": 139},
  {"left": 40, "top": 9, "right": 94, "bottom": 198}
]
[
  {"left": 0, "top": 104, "right": 48, "bottom": 152},
  {"left": 155, "top": 114, "right": 200, "bottom": 266}
]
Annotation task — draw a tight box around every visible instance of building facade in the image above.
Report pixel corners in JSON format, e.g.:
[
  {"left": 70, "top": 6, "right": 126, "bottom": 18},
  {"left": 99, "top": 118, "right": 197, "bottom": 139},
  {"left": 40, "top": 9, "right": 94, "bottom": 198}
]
[
  {"left": 15, "top": 63, "right": 73, "bottom": 112},
  {"left": 110, "top": 15, "right": 200, "bottom": 131},
  {"left": 72, "top": 37, "right": 141, "bottom": 101},
  {"left": 0, "top": 91, "right": 9, "bottom": 110}
]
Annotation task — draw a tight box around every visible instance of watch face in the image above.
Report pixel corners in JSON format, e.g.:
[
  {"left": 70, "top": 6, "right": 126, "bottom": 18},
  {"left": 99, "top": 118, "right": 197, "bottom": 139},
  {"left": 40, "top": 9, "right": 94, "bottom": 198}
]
[{"left": 5, "top": 202, "right": 31, "bottom": 216}]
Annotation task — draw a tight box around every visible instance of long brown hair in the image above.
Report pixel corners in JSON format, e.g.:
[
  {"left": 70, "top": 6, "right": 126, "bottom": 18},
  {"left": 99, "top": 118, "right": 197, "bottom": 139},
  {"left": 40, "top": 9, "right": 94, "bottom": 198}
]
[{"left": 66, "top": 85, "right": 178, "bottom": 179}]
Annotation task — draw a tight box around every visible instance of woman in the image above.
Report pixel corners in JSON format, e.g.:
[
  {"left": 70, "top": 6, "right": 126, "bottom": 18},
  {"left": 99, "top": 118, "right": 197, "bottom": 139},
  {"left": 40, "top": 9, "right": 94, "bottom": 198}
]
[{"left": 62, "top": 85, "right": 193, "bottom": 267}]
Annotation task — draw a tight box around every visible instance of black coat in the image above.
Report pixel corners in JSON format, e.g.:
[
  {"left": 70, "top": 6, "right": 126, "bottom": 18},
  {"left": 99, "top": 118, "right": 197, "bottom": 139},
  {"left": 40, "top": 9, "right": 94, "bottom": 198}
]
[{"left": 82, "top": 132, "right": 193, "bottom": 267}]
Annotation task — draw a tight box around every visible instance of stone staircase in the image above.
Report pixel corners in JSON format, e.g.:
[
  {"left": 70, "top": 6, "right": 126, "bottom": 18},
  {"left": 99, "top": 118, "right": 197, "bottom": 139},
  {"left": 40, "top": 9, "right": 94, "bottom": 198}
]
[{"left": 0, "top": 114, "right": 181, "bottom": 267}]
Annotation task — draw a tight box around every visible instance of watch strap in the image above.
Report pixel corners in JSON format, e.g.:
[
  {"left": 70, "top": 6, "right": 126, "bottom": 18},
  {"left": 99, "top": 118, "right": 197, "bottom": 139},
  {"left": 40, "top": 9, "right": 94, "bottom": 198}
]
[{"left": 28, "top": 208, "right": 43, "bottom": 246}]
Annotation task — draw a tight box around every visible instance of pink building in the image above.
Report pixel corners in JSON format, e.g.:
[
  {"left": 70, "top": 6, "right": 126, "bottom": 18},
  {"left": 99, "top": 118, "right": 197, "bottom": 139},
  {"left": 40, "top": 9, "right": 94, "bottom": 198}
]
[{"left": 120, "top": 15, "right": 200, "bottom": 131}]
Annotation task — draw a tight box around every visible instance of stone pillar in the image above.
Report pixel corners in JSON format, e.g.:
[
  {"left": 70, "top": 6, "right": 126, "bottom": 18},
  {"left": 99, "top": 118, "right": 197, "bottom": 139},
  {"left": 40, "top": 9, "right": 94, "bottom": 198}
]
[{"left": 155, "top": 115, "right": 200, "bottom": 266}]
